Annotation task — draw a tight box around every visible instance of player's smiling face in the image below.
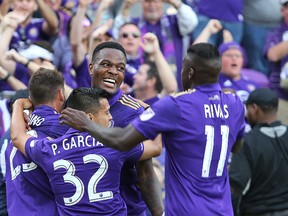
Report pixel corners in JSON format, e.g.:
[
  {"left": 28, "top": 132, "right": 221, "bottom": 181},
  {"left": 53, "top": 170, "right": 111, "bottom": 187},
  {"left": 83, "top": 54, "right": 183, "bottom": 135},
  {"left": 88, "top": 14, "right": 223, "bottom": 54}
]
[{"left": 89, "top": 48, "right": 126, "bottom": 94}]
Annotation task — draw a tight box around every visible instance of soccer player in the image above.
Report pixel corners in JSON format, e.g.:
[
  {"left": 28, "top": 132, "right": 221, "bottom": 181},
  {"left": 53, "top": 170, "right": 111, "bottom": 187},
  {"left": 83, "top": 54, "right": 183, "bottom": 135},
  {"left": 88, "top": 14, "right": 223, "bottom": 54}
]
[
  {"left": 10, "top": 87, "right": 161, "bottom": 215},
  {"left": 60, "top": 43, "right": 246, "bottom": 215},
  {"left": 88, "top": 41, "right": 164, "bottom": 215},
  {"left": 5, "top": 68, "right": 70, "bottom": 215}
]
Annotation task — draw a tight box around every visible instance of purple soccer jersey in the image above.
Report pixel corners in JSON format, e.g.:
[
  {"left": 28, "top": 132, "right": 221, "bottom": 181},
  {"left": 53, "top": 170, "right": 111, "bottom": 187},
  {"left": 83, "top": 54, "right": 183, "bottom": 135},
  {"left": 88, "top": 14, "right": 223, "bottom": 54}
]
[
  {"left": 132, "top": 84, "right": 246, "bottom": 215},
  {"left": 25, "top": 129, "right": 144, "bottom": 215},
  {"left": 5, "top": 105, "right": 70, "bottom": 216},
  {"left": 218, "top": 74, "right": 259, "bottom": 102},
  {"left": 108, "top": 89, "right": 147, "bottom": 216}
]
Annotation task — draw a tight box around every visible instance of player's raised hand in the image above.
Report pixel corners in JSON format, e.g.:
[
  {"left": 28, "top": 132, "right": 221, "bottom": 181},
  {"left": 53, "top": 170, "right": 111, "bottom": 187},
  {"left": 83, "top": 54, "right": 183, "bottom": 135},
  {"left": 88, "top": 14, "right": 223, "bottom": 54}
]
[{"left": 60, "top": 107, "right": 91, "bottom": 131}]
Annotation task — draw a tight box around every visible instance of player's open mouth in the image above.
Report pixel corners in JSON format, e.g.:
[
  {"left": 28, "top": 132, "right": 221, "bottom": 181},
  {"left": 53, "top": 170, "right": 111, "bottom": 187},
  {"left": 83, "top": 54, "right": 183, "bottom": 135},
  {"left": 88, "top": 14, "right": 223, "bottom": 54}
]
[{"left": 103, "top": 78, "right": 116, "bottom": 85}]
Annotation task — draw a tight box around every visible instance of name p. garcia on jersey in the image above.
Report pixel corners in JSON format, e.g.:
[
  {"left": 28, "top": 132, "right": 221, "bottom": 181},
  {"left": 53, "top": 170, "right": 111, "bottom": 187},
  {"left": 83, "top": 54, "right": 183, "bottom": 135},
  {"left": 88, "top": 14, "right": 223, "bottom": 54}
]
[{"left": 51, "top": 135, "right": 104, "bottom": 156}]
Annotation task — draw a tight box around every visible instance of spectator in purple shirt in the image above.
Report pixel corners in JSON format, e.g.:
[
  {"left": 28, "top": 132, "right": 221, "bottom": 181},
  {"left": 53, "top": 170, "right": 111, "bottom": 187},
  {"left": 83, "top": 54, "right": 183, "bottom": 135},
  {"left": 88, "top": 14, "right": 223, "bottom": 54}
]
[
  {"left": 118, "top": 22, "right": 143, "bottom": 94},
  {"left": 60, "top": 42, "right": 246, "bottom": 215},
  {"left": 113, "top": 0, "right": 198, "bottom": 91},
  {"left": 8, "top": 0, "right": 59, "bottom": 51},
  {"left": 193, "top": 19, "right": 260, "bottom": 103},
  {"left": 192, "top": 0, "right": 243, "bottom": 46},
  {"left": 5, "top": 68, "right": 70, "bottom": 216},
  {"left": 264, "top": 0, "right": 288, "bottom": 125},
  {"left": 10, "top": 87, "right": 162, "bottom": 215}
]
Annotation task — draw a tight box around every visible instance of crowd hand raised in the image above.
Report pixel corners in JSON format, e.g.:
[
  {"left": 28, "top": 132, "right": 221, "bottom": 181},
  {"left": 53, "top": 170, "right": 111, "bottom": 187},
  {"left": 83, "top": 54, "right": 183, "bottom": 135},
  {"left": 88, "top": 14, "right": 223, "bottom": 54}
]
[
  {"left": 79, "top": 0, "right": 93, "bottom": 7},
  {"left": 0, "top": 66, "right": 9, "bottom": 80},
  {"left": 6, "top": 10, "right": 29, "bottom": 27},
  {"left": 206, "top": 19, "right": 223, "bottom": 35},
  {"left": 60, "top": 107, "right": 91, "bottom": 131},
  {"left": 123, "top": 0, "right": 138, "bottom": 9},
  {"left": 141, "top": 32, "right": 160, "bottom": 56},
  {"left": 5, "top": 49, "right": 26, "bottom": 63},
  {"left": 98, "top": 0, "right": 114, "bottom": 10},
  {"left": 223, "top": 29, "right": 234, "bottom": 43},
  {"left": 91, "top": 19, "right": 113, "bottom": 39}
]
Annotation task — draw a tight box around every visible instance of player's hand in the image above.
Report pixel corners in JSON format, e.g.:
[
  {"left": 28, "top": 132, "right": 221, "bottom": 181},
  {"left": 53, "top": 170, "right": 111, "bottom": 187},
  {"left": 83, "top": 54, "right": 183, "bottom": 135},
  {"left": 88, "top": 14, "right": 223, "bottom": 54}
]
[{"left": 60, "top": 107, "right": 91, "bottom": 131}]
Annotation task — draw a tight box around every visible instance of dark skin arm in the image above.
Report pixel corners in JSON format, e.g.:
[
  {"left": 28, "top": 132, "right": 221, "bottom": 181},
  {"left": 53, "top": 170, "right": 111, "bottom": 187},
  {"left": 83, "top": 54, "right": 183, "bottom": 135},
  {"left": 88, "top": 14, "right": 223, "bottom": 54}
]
[
  {"left": 137, "top": 159, "right": 164, "bottom": 216},
  {"left": 60, "top": 107, "right": 164, "bottom": 215},
  {"left": 60, "top": 107, "right": 146, "bottom": 151}
]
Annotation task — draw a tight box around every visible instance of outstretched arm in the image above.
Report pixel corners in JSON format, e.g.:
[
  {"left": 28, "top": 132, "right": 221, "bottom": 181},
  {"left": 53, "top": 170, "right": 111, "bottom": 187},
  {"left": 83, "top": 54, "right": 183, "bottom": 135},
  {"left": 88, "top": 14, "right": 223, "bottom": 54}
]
[
  {"left": 10, "top": 98, "right": 33, "bottom": 156},
  {"left": 60, "top": 107, "right": 146, "bottom": 151}
]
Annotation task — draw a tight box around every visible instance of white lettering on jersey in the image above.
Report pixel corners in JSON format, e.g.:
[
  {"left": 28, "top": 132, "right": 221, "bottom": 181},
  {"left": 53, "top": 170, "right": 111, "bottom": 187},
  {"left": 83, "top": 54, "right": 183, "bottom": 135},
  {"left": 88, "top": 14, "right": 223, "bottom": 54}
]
[{"left": 204, "top": 104, "right": 229, "bottom": 119}]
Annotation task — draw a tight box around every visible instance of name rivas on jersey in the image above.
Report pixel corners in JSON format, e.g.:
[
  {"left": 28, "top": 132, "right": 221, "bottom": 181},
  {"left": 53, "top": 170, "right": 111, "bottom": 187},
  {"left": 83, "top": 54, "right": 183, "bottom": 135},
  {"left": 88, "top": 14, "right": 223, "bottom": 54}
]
[
  {"left": 51, "top": 135, "right": 104, "bottom": 156},
  {"left": 204, "top": 104, "right": 229, "bottom": 119}
]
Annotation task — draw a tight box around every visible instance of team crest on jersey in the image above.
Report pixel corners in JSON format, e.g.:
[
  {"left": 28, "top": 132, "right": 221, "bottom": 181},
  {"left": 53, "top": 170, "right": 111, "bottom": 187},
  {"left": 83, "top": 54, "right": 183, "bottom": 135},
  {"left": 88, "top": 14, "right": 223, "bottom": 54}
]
[
  {"left": 247, "top": 84, "right": 256, "bottom": 92},
  {"left": 29, "top": 27, "right": 39, "bottom": 38},
  {"left": 140, "top": 107, "right": 155, "bottom": 121}
]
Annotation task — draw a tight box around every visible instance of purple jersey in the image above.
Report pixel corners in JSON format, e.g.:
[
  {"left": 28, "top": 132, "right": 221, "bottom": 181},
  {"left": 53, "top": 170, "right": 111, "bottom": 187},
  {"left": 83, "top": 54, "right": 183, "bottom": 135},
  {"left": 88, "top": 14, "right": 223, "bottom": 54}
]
[
  {"left": 25, "top": 129, "right": 144, "bottom": 215},
  {"left": 125, "top": 57, "right": 141, "bottom": 88},
  {"left": 109, "top": 89, "right": 147, "bottom": 216},
  {"left": 5, "top": 105, "right": 69, "bottom": 216},
  {"left": 218, "top": 73, "right": 259, "bottom": 102},
  {"left": 132, "top": 84, "right": 246, "bottom": 215}
]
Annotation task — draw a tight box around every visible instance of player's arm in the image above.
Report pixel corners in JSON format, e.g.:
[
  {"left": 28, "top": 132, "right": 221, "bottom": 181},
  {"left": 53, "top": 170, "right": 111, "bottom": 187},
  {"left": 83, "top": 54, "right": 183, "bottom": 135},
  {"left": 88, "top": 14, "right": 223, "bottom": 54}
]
[
  {"left": 136, "top": 158, "right": 164, "bottom": 216},
  {"left": 60, "top": 107, "right": 147, "bottom": 151},
  {"left": 232, "top": 139, "right": 243, "bottom": 153},
  {"left": 10, "top": 98, "right": 33, "bottom": 156}
]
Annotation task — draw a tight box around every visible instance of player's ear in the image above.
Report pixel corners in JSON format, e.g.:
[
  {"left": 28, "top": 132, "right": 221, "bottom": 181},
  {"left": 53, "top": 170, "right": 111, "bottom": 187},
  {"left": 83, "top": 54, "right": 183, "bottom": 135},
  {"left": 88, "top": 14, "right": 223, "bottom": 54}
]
[
  {"left": 87, "top": 113, "right": 94, "bottom": 121},
  {"left": 59, "top": 88, "right": 65, "bottom": 103},
  {"left": 188, "top": 67, "right": 194, "bottom": 80}
]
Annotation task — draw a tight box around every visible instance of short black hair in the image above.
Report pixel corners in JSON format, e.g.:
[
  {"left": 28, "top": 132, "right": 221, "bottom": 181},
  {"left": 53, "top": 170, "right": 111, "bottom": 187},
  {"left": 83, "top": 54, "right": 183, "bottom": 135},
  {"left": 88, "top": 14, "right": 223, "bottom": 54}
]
[
  {"left": 29, "top": 68, "right": 64, "bottom": 105},
  {"left": 187, "top": 43, "right": 221, "bottom": 81},
  {"left": 91, "top": 41, "right": 127, "bottom": 64},
  {"left": 66, "top": 87, "right": 111, "bottom": 114}
]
